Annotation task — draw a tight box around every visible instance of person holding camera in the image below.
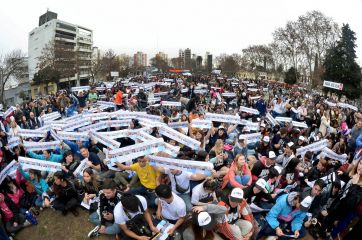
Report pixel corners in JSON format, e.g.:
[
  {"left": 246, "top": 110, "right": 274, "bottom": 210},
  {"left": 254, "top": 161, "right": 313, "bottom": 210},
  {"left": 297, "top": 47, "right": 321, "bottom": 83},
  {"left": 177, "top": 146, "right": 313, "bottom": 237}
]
[
  {"left": 114, "top": 193, "right": 158, "bottom": 240},
  {"left": 88, "top": 179, "right": 122, "bottom": 238}
]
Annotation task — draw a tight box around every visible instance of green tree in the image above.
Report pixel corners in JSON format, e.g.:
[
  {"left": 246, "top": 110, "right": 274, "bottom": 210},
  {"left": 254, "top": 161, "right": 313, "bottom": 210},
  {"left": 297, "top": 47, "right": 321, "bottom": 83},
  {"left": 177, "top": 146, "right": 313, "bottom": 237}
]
[
  {"left": 33, "top": 66, "right": 61, "bottom": 94},
  {"left": 150, "top": 55, "right": 169, "bottom": 72},
  {"left": 284, "top": 67, "right": 299, "bottom": 84},
  {"left": 323, "top": 24, "right": 362, "bottom": 99}
]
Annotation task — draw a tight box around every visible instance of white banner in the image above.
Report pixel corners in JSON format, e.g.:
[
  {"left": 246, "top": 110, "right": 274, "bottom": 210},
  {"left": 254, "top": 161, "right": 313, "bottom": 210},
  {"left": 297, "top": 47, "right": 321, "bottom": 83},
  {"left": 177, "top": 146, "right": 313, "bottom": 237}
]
[
  {"left": 292, "top": 121, "right": 308, "bottom": 129},
  {"left": 50, "top": 129, "right": 61, "bottom": 141},
  {"left": 7, "top": 137, "right": 22, "bottom": 149},
  {"left": 148, "top": 97, "right": 161, "bottom": 103},
  {"left": 18, "top": 157, "right": 61, "bottom": 172},
  {"left": 296, "top": 139, "right": 328, "bottom": 156},
  {"left": 168, "top": 122, "right": 189, "bottom": 129},
  {"left": 191, "top": 119, "right": 212, "bottom": 129},
  {"left": 248, "top": 88, "right": 258, "bottom": 92},
  {"left": 73, "top": 158, "right": 88, "bottom": 177},
  {"left": 159, "top": 126, "right": 201, "bottom": 150},
  {"left": 250, "top": 96, "right": 261, "bottom": 100},
  {"left": 325, "top": 100, "right": 337, "bottom": 107},
  {"left": 0, "top": 160, "right": 17, "bottom": 184},
  {"left": 222, "top": 93, "right": 236, "bottom": 98},
  {"left": 89, "top": 131, "right": 120, "bottom": 149},
  {"left": 239, "top": 106, "right": 260, "bottom": 115},
  {"left": 154, "top": 92, "right": 169, "bottom": 97},
  {"left": 238, "top": 133, "right": 261, "bottom": 143},
  {"left": 148, "top": 155, "right": 214, "bottom": 174},
  {"left": 323, "top": 80, "right": 343, "bottom": 90},
  {"left": 337, "top": 102, "right": 358, "bottom": 111},
  {"left": 18, "top": 129, "right": 47, "bottom": 138},
  {"left": 194, "top": 89, "right": 208, "bottom": 94},
  {"left": 205, "top": 112, "right": 240, "bottom": 124},
  {"left": 41, "top": 111, "right": 61, "bottom": 122},
  {"left": 4, "top": 106, "right": 16, "bottom": 118},
  {"left": 275, "top": 117, "right": 292, "bottom": 123},
  {"left": 161, "top": 101, "right": 182, "bottom": 107},
  {"left": 96, "top": 101, "right": 116, "bottom": 108},
  {"left": 238, "top": 120, "right": 259, "bottom": 131},
  {"left": 57, "top": 131, "right": 89, "bottom": 141},
  {"left": 23, "top": 140, "right": 60, "bottom": 151},
  {"left": 266, "top": 113, "right": 278, "bottom": 126},
  {"left": 321, "top": 147, "right": 348, "bottom": 163},
  {"left": 71, "top": 86, "right": 90, "bottom": 92},
  {"left": 108, "top": 139, "right": 165, "bottom": 163},
  {"left": 62, "top": 119, "right": 92, "bottom": 131}
]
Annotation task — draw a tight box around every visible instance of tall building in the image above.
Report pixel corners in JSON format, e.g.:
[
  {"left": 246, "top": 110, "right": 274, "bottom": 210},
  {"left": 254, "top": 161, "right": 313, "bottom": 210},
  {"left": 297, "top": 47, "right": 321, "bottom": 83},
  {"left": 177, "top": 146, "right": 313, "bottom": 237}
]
[
  {"left": 184, "top": 48, "right": 191, "bottom": 70},
  {"left": 156, "top": 52, "right": 168, "bottom": 62},
  {"left": 133, "top": 51, "right": 147, "bottom": 67},
  {"left": 207, "top": 54, "right": 213, "bottom": 72},
  {"left": 178, "top": 49, "right": 185, "bottom": 69},
  {"left": 28, "top": 10, "right": 93, "bottom": 95}
]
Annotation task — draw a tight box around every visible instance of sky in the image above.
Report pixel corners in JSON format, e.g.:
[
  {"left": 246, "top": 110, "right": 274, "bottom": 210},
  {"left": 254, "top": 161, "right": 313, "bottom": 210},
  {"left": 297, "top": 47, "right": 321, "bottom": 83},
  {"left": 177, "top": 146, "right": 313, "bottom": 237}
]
[{"left": 1, "top": 0, "right": 362, "bottom": 64}]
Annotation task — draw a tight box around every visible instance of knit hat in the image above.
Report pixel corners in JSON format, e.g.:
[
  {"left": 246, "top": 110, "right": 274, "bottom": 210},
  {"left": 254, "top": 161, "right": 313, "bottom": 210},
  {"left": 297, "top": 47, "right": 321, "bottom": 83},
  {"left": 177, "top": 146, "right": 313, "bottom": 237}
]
[{"left": 287, "top": 192, "right": 299, "bottom": 206}]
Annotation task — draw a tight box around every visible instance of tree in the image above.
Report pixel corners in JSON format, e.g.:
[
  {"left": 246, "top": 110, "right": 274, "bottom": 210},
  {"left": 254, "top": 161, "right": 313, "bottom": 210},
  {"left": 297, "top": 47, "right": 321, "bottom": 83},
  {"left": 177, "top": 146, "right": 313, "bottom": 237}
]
[
  {"left": 242, "top": 45, "right": 274, "bottom": 71},
  {"left": 118, "top": 54, "right": 132, "bottom": 77},
  {"left": 150, "top": 55, "right": 169, "bottom": 72},
  {"left": 284, "top": 67, "right": 299, "bottom": 84},
  {"left": 323, "top": 24, "right": 362, "bottom": 99},
  {"left": 0, "top": 49, "right": 26, "bottom": 104},
  {"left": 37, "top": 41, "right": 76, "bottom": 89},
  {"left": 32, "top": 66, "right": 61, "bottom": 94},
  {"left": 99, "top": 49, "right": 120, "bottom": 80},
  {"left": 216, "top": 54, "right": 241, "bottom": 76}
]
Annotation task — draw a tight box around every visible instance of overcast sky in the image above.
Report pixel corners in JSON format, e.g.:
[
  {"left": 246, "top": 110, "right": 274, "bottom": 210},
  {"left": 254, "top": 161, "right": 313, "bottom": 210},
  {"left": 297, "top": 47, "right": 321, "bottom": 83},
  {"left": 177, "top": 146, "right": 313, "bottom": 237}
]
[{"left": 1, "top": 0, "right": 361, "bottom": 63}]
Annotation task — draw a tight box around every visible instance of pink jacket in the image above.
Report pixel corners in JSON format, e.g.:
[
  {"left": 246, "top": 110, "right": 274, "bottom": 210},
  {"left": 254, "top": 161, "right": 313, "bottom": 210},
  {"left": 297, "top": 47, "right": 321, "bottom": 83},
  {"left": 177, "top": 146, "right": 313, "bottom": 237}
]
[{"left": 222, "top": 161, "right": 252, "bottom": 189}]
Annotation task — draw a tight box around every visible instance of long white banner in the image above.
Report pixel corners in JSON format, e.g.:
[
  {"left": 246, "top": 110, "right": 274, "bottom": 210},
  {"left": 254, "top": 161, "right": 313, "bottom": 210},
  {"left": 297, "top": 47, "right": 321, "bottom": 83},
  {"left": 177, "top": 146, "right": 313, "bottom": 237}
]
[
  {"left": 89, "top": 131, "right": 120, "bottom": 149},
  {"left": 205, "top": 112, "right": 240, "bottom": 124},
  {"left": 321, "top": 147, "right": 348, "bottom": 163},
  {"left": 240, "top": 106, "right": 260, "bottom": 115},
  {"left": 148, "top": 155, "right": 213, "bottom": 174},
  {"left": 238, "top": 133, "right": 261, "bottom": 143},
  {"left": 191, "top": 119, "right": 212, "bottom": 129},
  {"left": 159, "top": 126, "right": 201, "bottom": 150},
  {"left": 18, "top": 157, "right": 61, "bottom": 172},
  {"left": 18, "top": 129, "right": 47, "bottom": 138},
  {"left": 23, "top": 140, "right": 60, "bottom": 151},
  {"left": 0, "top": 160, "right": 17, "bottom": 184},
  {"left": 296, "top": 139, "right": 328, "bottom": 156}
]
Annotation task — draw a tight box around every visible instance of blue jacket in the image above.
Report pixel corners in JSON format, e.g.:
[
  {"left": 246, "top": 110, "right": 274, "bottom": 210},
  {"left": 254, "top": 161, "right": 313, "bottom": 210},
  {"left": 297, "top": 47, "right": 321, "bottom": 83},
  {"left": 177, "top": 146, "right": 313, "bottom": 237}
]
[
  {"left": 265, "top": 194, "right": 306, "bottom": 232},
  {"left": 19, "top": 167, "right": 49, "bottom": 195},
  {"left": 63, "top": 140, "right": 89, "bottom": 159},
  {"left": 28, "top": 151, "right": 64, "bottom": 163},
  {"left": 255, "top": 99, "right": 267, "bottom": 116},
  {"left": 356, "top": 133, "right": 362, "bottom": 148}
]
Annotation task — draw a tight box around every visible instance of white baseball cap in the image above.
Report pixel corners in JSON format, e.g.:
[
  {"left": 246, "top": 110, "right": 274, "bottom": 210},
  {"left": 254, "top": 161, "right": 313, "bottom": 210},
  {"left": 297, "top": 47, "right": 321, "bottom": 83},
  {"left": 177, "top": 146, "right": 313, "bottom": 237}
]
[
  {"left": 230, "top": 188, "right": 244, "bottom": 203},
  {"left": 263, "top": 136, "right": 270, "bottom": 142},
  {"left": 255, "top": 179, "right": 267, "bottom": 192},
  {"left": 196, "top": 212, "right": 216, "bottom": 230},
  {"left": 298, "top": 136, "right": 305, "bottom": 141},
  {"left": 300, "top": 196, "right": 313, "bottom": 212},
  {"left": 268, "top": 151, "right": 276, "bottom": 159}
]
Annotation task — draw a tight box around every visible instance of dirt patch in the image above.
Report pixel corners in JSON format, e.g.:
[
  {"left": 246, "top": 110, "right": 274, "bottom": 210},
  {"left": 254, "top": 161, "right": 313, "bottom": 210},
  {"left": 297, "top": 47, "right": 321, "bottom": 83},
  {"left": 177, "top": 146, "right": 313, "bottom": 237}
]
[{"left": 16, "top": 208, "right": 114, "bottom": 240}]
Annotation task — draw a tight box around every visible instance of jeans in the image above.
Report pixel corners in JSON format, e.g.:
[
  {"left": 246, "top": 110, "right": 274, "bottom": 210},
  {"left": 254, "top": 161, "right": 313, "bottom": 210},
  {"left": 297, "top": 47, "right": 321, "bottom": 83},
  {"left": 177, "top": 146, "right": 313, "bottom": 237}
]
[
  {"left": 131, "top": 185, "right": 157, "bottom": 208},
  {"left": 34, "top": 195, "right": 43, "bottom": 207},
  {"left": 256, "top": 219, "right": 306, "bottom": 240},
  {"left": 177, "top": 192, "right": 192, "bottom": 212},
  {"left": 89, "top": 211, "right": 121, "bottom": 235},
  {"left": 227, "top": 175, "right": 250, "bottom": 189}
]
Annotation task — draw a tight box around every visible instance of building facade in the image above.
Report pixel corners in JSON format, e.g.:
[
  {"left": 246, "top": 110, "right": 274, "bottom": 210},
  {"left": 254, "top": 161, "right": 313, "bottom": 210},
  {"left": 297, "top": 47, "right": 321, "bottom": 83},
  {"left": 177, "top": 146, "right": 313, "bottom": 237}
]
[
  {"left": 28, "top": 11, "right": 93, "bottom": 98},
  {"left": 133, "top": 51, "right": 147, "bottom": 67}
]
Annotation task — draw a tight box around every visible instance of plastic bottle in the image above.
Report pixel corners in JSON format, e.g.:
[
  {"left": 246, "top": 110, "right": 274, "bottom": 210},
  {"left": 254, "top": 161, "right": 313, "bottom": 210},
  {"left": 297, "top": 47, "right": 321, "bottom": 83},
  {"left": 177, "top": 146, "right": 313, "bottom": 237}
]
[{"left": 25, "top": 211, "right": 38, "bottom": 225}]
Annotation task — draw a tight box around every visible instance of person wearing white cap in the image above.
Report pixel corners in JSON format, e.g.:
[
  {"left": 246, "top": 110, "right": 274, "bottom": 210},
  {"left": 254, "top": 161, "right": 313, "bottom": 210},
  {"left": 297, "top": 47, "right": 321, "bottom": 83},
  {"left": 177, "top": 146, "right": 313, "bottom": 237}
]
[
  {"left": 256, "top": 192, "right": 307, "bottom": 240},
  {"left": 217, "top": 188, "right": 254, "bottom": 239},
  {"left": 296, "top": 135, "right": 307, "bottom": 148},
  {"left": 276, "top": 141, "right": 296, "bottom": 168},
  {"left": 185, "top": 203, "right": 233, "bottom": 240},
  {"left": 251, "top": 151, "right": 276, "bottom": 181},
  {"left": 255, "top": 136, "right": 272, "bottom": 159}
]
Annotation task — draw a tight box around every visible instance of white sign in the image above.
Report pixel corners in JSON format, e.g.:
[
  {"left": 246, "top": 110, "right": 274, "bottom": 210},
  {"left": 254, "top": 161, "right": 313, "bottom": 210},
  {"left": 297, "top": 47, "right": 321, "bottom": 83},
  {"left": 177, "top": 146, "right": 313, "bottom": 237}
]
[
  {"left": 323, "top": 80, "right": 343, "bottom": 90},
  {"left": 110, "top": 71, "right": 119, "bottom": 77}
]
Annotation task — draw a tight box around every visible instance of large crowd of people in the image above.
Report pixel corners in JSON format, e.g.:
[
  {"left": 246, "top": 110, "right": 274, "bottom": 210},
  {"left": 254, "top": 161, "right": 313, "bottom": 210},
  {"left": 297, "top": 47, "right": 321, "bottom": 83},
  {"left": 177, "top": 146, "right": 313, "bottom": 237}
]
[{"left": 0, "top": 74, "right": 361, "bottom": 240}]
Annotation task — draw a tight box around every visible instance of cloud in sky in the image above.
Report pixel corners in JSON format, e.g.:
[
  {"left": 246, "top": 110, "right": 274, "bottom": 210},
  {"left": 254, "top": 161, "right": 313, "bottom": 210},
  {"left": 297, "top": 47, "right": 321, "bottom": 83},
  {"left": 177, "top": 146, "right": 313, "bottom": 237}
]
[{"left": 0, "top": 0, "right": 361, "bottom": 63}]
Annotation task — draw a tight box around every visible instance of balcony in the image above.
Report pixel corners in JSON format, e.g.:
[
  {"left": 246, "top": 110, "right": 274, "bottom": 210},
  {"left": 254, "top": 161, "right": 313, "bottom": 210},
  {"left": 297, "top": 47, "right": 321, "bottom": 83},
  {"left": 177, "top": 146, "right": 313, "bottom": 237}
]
[
  {"left": 77, "top": 47, "right": 93, "bottom": 53},
  {"left": 55, "top": 36, "right": 76, "bottom": 43}
]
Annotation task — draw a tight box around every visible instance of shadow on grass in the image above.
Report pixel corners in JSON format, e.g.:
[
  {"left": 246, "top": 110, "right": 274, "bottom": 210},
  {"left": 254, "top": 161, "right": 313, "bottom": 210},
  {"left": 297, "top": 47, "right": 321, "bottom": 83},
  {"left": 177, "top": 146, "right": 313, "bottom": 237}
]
[{"left": 16, "top": 208, "right": 114, "bottom": 240}]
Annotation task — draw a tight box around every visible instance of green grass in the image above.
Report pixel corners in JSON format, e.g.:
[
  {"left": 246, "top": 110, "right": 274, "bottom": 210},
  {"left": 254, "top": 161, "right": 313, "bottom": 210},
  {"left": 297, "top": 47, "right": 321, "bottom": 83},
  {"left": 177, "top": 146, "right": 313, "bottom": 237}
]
[{"left": 16, "top": 208, "right": 114, "bottom": 240}]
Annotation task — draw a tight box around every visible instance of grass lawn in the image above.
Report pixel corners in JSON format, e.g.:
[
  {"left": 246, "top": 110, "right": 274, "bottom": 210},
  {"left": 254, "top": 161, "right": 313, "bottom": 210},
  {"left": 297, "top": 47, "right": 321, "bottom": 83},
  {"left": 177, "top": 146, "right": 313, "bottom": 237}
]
[{"left": 16, "top": 208, "right": 114, "bottom": 240}]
